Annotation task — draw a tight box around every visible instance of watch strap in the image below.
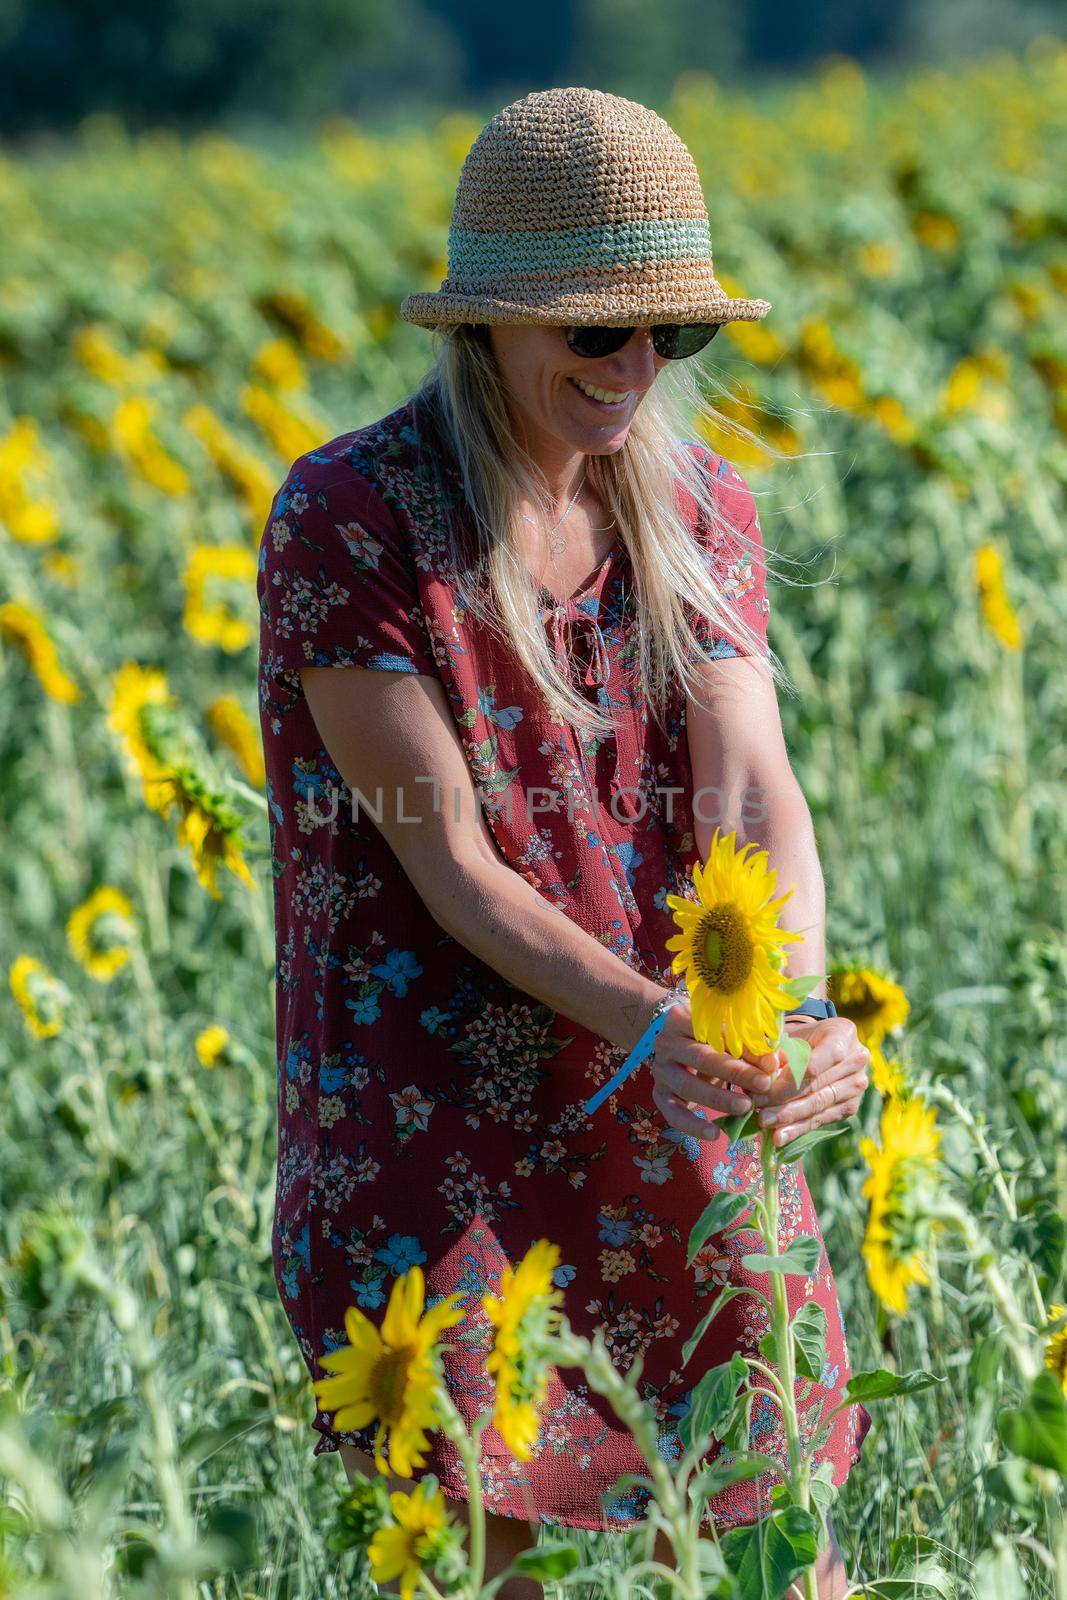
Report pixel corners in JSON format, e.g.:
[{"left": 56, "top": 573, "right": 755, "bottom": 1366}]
[{"left": 785, "top": 996, "right": 837, "bottom": 1021}]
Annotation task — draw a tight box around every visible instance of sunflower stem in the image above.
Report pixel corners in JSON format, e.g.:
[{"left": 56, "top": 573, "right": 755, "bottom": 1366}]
[
  {"left": 555, "top": 1326, "right": 703, "bottom": 1598},
  {"left": 925, "top": 1081, "right": 1047, "bottom": 1328},
  {"left": 432, "top": 1387, "right": 488, "bottom": 1598},
  {"left": 759, "top": 1129, "right": 819, "bottom": 1600},
  {"left": 934, "top": 1203, "right": 1039, "bottom": 1382}
]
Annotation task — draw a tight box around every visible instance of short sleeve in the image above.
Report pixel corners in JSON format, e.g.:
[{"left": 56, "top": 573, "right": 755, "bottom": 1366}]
[
  {"left": 257, "top": 454, "right": 439, "bottom": 695},
  {"left": 685, "top": 442, "right": 771, "bottom": 660}
]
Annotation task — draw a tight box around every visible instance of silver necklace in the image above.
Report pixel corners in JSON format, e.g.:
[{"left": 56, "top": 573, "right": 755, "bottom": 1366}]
[{"left": 519, "top": 465, "right": 588, "bottom": 557}]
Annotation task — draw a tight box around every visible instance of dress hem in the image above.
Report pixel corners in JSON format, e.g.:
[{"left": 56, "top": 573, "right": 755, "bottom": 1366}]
[{"left": 310, "top": 1407, "right": 871, "bottom": 1535}]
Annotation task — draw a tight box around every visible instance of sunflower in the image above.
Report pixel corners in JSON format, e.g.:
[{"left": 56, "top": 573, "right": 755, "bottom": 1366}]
[
  {"left": 870, "top": 1046, "right": 907, "bottom": 1098},
  {"left": 859, "top": 1094, "right": 942, "bottom": 1315},
  {"left": 481, "top": 1239, "right": 565, "bottom": 1460},
  {"left": 974, "top": 542, "right": 1024, "bottom": 652},
  {"left": 664, "top": 828, "right": 803, "bottom": 1059},
  {"left": 182, "top": 544, "right": 257, "bottom": 653},
  {"left": 1045, "top": 1304, "right": 1067, "bottom": 1400},
  {"left": 207, "top": 694, "right": 266, "bottom": 788},
  {"left": 9, "top": 954, "right": 70, "bottom": 1040},
  {"left": 0, "top": 599, "right": 81, "bottom": 703},
  {"left": 366, "top": 1479, "right": 452, "bottom": 1600},
  {"left": 66, "top": 886, "right": 136, "bottom": 982},
  {"left": 195, "top": 1024, "right": 230, "bottom": 1068},
  {"left": 175, "top": 797, "right": 256, "bottom": 900},
  {"left": 312, "top": 1265, "right": 465, "bottom": 1478},
  {"left": 830, "top": 965, "right": 910, "bottom": 1052},
  {"left": 107, "top": 662, "right": 179, "bottom": 817}
]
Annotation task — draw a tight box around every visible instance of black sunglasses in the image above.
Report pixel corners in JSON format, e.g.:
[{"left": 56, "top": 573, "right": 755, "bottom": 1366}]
[{"left": 564, "top": 322, "right": 723, "bottom": 361}]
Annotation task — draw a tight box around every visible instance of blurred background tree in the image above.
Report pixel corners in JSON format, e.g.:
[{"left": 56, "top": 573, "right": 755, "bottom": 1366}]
[{"left": 0, "top": 0, "right": 1063, "bottom": 139}]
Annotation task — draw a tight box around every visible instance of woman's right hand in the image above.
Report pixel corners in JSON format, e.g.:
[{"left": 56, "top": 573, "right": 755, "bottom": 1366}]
[{"left": 649, "top": 994, "right": 782, "bottom": 1140}]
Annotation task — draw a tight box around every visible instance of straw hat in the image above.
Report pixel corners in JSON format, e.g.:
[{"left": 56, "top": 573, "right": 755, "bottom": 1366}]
[{"left": 400, "top": 86, "right": 772, "bottom": 330}]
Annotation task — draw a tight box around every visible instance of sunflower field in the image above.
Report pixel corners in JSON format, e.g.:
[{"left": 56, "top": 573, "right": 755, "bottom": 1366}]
[{"left": 2, "top": 38, "right": 1067, "bottom": 1600}]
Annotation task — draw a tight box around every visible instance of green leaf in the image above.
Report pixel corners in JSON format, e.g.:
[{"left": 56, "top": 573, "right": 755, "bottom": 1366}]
[
  {"left": 687, "top": 1190, "right": 753, "bottom": 1265},
  {"left": 779, "top": 974, "right": 827, "bottom": 1005},
  {"left": 997, "top": 1369, "right": 1067, "bottom": 1475},
  {"left": 741, "top": 1234, "right": 822, "bottom": 1277},
  {"left": 985, "top": 1457, "right": 1041, "bottom": 1516},
  {"left": 1012, "top": 1199, "right": 1065, "bottom": 1290},
  {"left": 971, "top": 1535, "right": 1027, "bottom": 1600},
  {"left": 775, "top": 1119, "right": 854, "bottom": 1165},
  {"left": 682, "top": 1285, "right": 750, "bottom": 1367},
  {"left": 179, "top": 1414, "right": 265, "bottom": 1466},
  {"left": 691, "top": 1451, "right": 785, "bottom": 1500},
  {"left": 717, "top": 1106, "right": 761, "bottom": 1144},
  {"left": 781, "top": 1030, "right": 811, "bottom": 1088},
  {"left": 855, "top": 1579, "right": 955, "bottom": 1599},
  {"left": 513, "top": 1542, "right": 581, "bottom": 1580},
  {"left": 790, "top": 1301, "right": 828, "bottom": 1382},
  {"left": 844, "top": 1368, "right": 945, "bottom": 1404},
  {"left": 679, "top": 1353, "right": 748, "bottom": 1450},
  {"left": 720, "top": 1504, "right": 821, "bottom": 1600}
]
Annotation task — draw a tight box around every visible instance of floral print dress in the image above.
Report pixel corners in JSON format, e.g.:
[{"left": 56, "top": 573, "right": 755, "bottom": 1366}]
[{"left": 256, "top": 393, "right": 872, "bottom": 1533}]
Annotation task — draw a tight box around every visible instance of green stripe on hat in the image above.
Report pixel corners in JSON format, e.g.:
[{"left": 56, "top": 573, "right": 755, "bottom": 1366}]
[{"left": 448, "top": 219, "right": 713, "bottom": 279}]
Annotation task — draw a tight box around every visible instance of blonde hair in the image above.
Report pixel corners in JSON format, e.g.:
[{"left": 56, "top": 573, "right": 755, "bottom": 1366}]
[{"left": 409, "top": 323, "right": 795, "bottom": 740}]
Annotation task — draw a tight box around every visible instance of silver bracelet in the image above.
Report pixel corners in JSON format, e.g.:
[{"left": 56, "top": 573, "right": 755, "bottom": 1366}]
[{"left": 647, "top": 982, "right": 687, "bottom": 1031}]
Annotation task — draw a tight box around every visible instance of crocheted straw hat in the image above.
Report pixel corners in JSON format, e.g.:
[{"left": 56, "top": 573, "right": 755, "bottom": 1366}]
[{"left": 400, "top": 86, "right": 772, "bottom": 330}]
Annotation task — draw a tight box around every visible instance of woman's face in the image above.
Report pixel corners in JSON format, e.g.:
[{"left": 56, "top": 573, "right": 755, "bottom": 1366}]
[{"left": 486, "top": 323, "right": 666, "bottom": 462}]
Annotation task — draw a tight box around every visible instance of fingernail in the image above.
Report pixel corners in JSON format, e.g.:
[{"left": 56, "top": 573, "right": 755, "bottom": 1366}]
[
  {"left": 753, "top": 1074, "right": 773, "bottom": 1091},
  {"left": 734, "top": 1097, "right": 753, "bottom": 1112},
  {"left": 752, "top": 1094, "right": 769, "bottom": 1106},
  {"left": 761, "top": 1108, "right": 778, "bottom": 1125}
]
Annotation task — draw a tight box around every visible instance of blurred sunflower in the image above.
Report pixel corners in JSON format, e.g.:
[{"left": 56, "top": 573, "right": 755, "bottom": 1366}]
[
  {"left": 974, "top": 542, "right": 1024, "bottom": 652},
  {"left": 183, "top": 545, "right": 258, "bottom": 653},
  {"left": 870, "top": 1049, "right": 907, "bottom": 1098},
  {"left": 830, "top": 965, "right": 910, "bottom": 1053},
  {"left": 107, "top": 662, "right": 180, "bottom": 816},
  {"left": 195, "top": 1024, "right": 230, "bottom": 1068},
  {"left": 366, "top": 1479, "right": 453, "bottom": 1600},
  {"left": 665, "top": 828, "right": 802, "bottom": 1058},
  {"left": 482, "top": 1239, "right": 565, "bottom": 1460},
  {"left": 175, "top": 798, "right": 256, "bottom": 899},
  {"left": 0, "top": 600, "right": 81, "bottom": 704},
  {"left": 860, "top": 1093, "right": 943, "bottom": 1315},
  {"left": 1045, "top": 1305, "right": 1067, "bottom": 1400},
  {"left": 9, "top": 955, "right": 70, "bottom": 1040},
  {"left": 312, "top": 1265, "right": 465, "bottom": 1478},
  {"left": 67, "top": 886, "right": 136, "bottom": 982},
  {"left": 207, "top": 694, "right": 265, "bottom": 788},
  {"left": 108, "top": 663, "right": 255, "bottom": 898}
]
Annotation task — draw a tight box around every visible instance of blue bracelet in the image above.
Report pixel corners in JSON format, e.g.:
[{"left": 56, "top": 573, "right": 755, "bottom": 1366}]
[{"left": 582, "top": 991, "right": 686, "bottom": 1115}]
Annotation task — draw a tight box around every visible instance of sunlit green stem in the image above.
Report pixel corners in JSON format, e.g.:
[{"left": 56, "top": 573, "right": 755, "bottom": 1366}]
[
  {"left": 925, "top": 1082, "right": 1046, "bottom": 1328},
  {"left": 759, "top": 1130, "right": 818, "bottom": 1600},
  {"left": 433, "top": 1387, "right": 488, "bottom": 1598},
  {"left": 935, "top": 1204, "right": 1038, "bottom": 1382},
  {"left": 75, "top": 1252, "right": 196, "bottom": 1600},
  {"left": 556, "top": 1326, "right": 702, "bottom": 1598}
]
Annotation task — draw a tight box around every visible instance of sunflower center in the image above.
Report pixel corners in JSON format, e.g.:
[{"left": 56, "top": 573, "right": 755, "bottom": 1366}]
[
  {"left": 371, "top": 1344, "right": 415, "bottom": 1423},
  {"left": 695, "top": 904, "right": 754, "bottom": 993}
]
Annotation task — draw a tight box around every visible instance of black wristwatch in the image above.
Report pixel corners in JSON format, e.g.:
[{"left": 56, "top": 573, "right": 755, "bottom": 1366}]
[{"left": 785, "top": 997, "right": 837, "bottom": 1022}]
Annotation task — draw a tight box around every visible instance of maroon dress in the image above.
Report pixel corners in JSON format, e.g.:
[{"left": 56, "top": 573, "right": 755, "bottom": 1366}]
[{"left": 256, "top": 393, "right": 872, "bottom": 1532}]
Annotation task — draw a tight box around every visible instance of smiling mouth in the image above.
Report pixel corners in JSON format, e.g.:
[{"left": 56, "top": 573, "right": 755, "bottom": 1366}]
[{"left": 567, "top": 374, "right": 633, "bottom": 409}]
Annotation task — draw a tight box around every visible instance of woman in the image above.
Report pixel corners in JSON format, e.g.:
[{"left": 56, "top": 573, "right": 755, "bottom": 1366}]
[{"left": 257, "top": 86, "right": 872, "bottom": 1598}]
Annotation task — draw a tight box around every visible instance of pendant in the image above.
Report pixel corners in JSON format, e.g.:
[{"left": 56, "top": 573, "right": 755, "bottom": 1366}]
[{"left": 548, "top": 532, "right": 568, "bottom": 556}]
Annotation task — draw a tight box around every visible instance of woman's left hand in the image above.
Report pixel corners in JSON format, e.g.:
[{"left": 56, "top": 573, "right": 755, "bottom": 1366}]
[{"left": 745, "top": 1016, "right": 871, "bottom": 1149}]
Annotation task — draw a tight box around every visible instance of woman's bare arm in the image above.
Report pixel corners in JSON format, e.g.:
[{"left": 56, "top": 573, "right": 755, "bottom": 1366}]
[{"left": 298, "top": 664, "right": 772, "bottom": 1118}]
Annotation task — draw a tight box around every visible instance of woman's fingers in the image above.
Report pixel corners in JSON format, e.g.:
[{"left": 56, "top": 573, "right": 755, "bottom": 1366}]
[
  {"left": 652, "top": 1057, "right": 754, "bottom": 1117},
  {"left": 665, "top": 1032, "right": 781, "bottom": 1095},
  {"left": 759, "top": 1074, "right": 868, "bottom": 1147},
  {"left": 651, "top": 1082, "right": 729, "bottom": 1140}
]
